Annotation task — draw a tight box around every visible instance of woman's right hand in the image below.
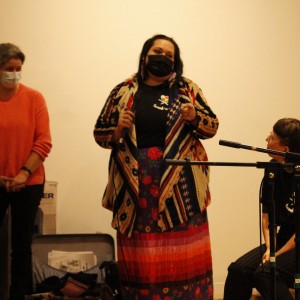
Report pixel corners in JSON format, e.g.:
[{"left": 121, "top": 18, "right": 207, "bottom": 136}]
[
  {"left": 118, "top": 109, "right": 135, "bottom": 130},
  {"left": 262, "top": 249, "right": 270, "bottom": 264},
  {"left": 113, "top": 109, "right": 135, "bottom": 141}
]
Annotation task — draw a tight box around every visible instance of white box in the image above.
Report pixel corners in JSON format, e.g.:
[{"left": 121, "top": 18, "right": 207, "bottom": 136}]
[{"left": 37, "top": 181, "right": 58, "bottom": 234}]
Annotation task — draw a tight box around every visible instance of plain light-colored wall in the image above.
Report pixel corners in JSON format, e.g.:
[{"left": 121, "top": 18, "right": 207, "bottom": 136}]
[{"left": 1, "top": 0, "right": 299, "bottom": 297}]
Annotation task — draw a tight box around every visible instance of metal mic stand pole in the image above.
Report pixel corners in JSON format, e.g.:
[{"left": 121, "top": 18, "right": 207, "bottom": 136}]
[
  {"left": 265, "top": 169, "right": 277, "bottom": 300},
  {"left": 294, "top": 164, "right": 300, "bottom": 300}
]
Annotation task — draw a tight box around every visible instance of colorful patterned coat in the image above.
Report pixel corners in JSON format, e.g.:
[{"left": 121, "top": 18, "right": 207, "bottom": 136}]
[{"left": 94, "top": 75, "right": 219, "bottom": 237}]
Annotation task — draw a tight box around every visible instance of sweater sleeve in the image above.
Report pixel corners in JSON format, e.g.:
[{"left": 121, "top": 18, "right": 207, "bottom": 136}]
[{"left": 32, "top": 91, "right": 52, "bottom": 160}]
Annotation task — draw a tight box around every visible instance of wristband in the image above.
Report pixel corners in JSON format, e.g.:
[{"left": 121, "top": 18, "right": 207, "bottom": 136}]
[{"left": 21, "top": 166, "right": 32, "bottom": 176}]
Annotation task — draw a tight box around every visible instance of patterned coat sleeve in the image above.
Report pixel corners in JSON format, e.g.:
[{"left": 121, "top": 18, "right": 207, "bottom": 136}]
[
  {"left": 181, "top": 78, "right": 219, "bottom": 139},
  {"left": 93, "top": 82, "right": 125, "bottom": 149}
]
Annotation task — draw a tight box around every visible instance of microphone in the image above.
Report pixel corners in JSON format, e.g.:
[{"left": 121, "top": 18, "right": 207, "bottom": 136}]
[
  {"left": 118, "top": 95, "right": 139, "bottom": 145},
  {"left": 219, "top": 139, "right": 300, "bottom": 170},
  {"left": 219, "top": 140, "right": 254, "bottom": 150},
  {"left": 118, "top": 117, "right": 132, "bottom": 145},
  {"left": 118, "top": 135, "right": 125, "bottom": 146},
  {"left": 219, "top": 139, "right": 284, "bottom": 156},
  {"left": 118, "top": 128, "right": 129, "bottom": 145}
]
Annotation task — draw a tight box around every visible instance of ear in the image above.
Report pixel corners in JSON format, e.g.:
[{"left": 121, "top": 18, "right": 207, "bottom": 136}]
[{"left": 283, "top": 145, "right": 290, "bottom": 153}]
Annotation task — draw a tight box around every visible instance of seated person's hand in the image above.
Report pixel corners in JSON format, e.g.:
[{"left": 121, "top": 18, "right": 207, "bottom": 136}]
[{"left": 262, "top": 249, "right": 270, "bottom": 264}]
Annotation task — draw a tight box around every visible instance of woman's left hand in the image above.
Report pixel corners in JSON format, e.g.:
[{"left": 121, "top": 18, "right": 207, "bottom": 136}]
[
  {"left": 262, "top": 250, "right": 270, "bottom": 264},
  {"left": 180, "top": 103, "right": 196, "bottom": 121}
]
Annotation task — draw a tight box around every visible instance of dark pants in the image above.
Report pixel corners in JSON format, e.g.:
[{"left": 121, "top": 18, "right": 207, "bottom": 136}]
[
  {"left": 0, "top": 185, "right": 44, "bottom": 300},
  {"left": 223, "top": 245, "right": 295, "bottom": 300}
]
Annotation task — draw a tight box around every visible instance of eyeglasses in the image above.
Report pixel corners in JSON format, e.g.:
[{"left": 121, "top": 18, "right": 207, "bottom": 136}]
[{"left": 267, "top": 131, "right": 282, "bottom": 144}]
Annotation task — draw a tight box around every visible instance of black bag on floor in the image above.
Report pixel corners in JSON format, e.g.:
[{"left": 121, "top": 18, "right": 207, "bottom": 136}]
[
  {"left": 51, "top": 272, "right": 97, "bottom": 297},
  {"left": 100, "top": 261, "right": 122, "bottom": 300},
  {"left": 34, "top": 272, "right": 97, "bottom": 298}
]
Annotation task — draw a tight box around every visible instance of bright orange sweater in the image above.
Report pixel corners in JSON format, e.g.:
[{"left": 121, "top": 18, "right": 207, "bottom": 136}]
[{"left": 0, "top": 84, "right": 52, "bottom": 185}]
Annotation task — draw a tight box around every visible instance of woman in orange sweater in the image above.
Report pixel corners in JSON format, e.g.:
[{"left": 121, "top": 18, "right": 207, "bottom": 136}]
[{"left": 0, "top": 43, "right": 52, "bottom": 300}]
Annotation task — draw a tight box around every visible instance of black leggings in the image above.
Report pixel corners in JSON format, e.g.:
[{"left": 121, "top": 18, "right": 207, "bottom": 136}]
[
  {"left": 223, "top": 245, "right": 295, "bottom": 300},
  {"left": 0, "top": 185, "right": 44, "bottom": 300}
]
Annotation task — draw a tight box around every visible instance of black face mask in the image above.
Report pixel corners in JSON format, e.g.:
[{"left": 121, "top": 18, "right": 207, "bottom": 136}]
[{"left": 146, "top": 55, "right": 174, "bottom": 77}]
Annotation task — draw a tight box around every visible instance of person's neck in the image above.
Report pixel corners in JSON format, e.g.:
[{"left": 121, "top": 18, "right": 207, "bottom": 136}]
[
  {"left": 143, "top": 73, "right": 171, "bottom": 86},
  {"left": 143, "top": 78, "right": 166, "bottom": 86},
  {"left": 0, "top": 85, "right": 19, "bottom": 101}
]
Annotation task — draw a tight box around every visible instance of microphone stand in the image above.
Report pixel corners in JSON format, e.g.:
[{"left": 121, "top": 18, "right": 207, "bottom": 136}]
[
  {"left": 294, "top": 167, "right": 300, "bottom": 300},
  {"left": 219, "top": 140, "right": 300, "bottom": 300},
  {"left": 165, "top": 140, "right": 300, "bottom": 300}
]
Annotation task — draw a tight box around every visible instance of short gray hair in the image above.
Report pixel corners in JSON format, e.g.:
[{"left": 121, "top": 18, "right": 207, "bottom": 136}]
[{"left": 0, "top": 43, "right": 25, "bottom": 68}]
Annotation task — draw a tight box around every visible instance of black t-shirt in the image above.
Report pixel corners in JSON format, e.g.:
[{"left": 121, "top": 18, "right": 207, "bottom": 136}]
[
  {"left": 260, "top": 163, "right": 295, "bottom": 247},
  {"left": 134, "top": 82, "right": 170, "bottom": 148}
]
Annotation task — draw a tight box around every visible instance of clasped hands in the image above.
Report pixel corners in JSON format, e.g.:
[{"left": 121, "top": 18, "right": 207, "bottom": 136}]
[{"left": 0, "top": 174, "right": 27, "bottom": 192}]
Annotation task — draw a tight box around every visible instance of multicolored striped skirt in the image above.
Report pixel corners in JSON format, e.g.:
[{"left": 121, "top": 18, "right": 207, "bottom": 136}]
[{"left": 117, "top": 147, "right": 213, "bottom": 299}]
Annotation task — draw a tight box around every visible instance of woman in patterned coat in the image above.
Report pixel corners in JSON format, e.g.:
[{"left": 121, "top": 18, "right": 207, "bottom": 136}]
[{"left": 94, "top": 34, "right": 219, "bottom": 300}]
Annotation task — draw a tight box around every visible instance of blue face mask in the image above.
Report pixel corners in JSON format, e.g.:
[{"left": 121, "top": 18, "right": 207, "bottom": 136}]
[
  {"left": 146, "top": 55, "right": 174, "bottom": 77},
  {"left": 1, "top": 71, "right": 22, "bottom": 88}
]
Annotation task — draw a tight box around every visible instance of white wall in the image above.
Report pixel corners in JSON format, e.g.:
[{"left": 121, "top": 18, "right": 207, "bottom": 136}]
[{"left": 1, "top": 0, "right": 299, "bottom": 298}]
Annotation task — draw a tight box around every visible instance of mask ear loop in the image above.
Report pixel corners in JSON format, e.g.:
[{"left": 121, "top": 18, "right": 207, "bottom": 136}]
[
  {"left": 168, "top": 72, "right": 177, "bottom": 81},
  {"left": 168, "top": 58, "right": 177, "bottom": 82}
]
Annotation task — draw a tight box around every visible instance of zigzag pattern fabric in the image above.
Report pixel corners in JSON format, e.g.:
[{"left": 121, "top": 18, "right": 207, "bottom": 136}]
[{"left": 94, "top": 75, "right": 218, "bottom": 237}]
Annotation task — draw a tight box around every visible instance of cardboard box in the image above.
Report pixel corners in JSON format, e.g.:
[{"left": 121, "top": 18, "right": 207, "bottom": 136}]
[{"left": 36, "top": 181, "right": 58, "bottom": 234}]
